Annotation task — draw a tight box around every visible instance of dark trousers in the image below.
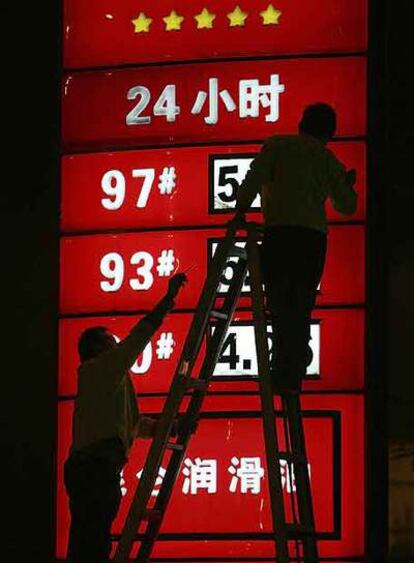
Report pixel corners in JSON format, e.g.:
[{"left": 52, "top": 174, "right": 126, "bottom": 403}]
[
  {"left": 260, "top": 225, "right": 327, "bottom": 389},
  {"left": 64, "top": 446, "right": 125, "bottom": 563}
]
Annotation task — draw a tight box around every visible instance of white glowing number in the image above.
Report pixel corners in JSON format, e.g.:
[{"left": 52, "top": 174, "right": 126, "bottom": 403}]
[
  {"left": 153, "top": 85, "right": 180, "bottom": 122},
  {"left": 113, "top": 335, "right": 152, "bottom": 375},
  {"left": 100, "top": 253, "right": 124, "bottom": 292},
  {"left": 130, "top": 342, "right": 152, "bottom": 375},
  {"left": 126, "top": 86, "right": 151, "bottom": 125},
  {"left": 129, "top": 251, "right": 154, "bottom": 291},
  {"left": 132, "top": 168, "right": 155, "bottom": 208},
  {"left": 101, "top": 170, "right": 126, "bottom": 210}
]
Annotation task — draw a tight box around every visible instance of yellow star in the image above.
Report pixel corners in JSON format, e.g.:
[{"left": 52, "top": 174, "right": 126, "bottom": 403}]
[
  {"left": 227, "top": 5, "right": 248, "bottom": 27},
  {"left": 163, "top": 10, "right": 184, "bottom": 31},
  {"left": 194, "top": 8, "right": 216, "bottom": 29},
  {"left": 131, "top": 12, "right": 152, "bottom": 33},
  {"left": 260, "top": 4, "right": 282, "bottom": 25}
]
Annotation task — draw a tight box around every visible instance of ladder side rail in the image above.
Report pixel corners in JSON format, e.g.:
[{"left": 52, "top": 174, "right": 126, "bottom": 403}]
[
  {"left": 246, "top": 230, "right": 290, "bottom": 562},
  {"left": 135, "top": 257, "right": 249, "bottom": 561},
  {"left": 115, "top": 222, "right": 242, "bottom": 561},
  {"left": 114, "top": 372, "right": 191, "bottom": 562},
  {"left": 177, "top": 221, "right": 241, "bottom": 374},
  {"left": 284, "top": 395, "right": 319, "bottom": 562},
  {"left": 281, "top": 399, "right": 302, "bottom": 561},
  {"left": 169, "top": 254, "right": 250, "bottom": 451}
]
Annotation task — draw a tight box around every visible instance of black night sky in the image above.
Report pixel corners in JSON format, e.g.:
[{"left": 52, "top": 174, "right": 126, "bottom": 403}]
[{"left": 1, "top": 2, "right": 413, "bottom": 561}]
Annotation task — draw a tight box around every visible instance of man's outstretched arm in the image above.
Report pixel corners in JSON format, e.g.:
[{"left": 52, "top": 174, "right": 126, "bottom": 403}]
[
  {"left": 327, "top": 152, "right": 358, "bottom": 216},
  {"left": 112, "top": 273, "right": 187, "bottom": 373}
]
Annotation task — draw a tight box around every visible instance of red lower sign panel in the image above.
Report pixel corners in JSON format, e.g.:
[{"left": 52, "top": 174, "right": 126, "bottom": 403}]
[
  {"left": 63, "top": 0, "right": 367, "bottom": 69},
  {"left": 61, "top": 141, "right": 367, "bottom": 232},
  {"left": 59, "top": 226, "right": 365, "bottom": 314},
  {"left": 56, "top": 395, "right": 364, "bottom": 559},
  {"left": 58, "top": 308, "right": 364, "bottom": 396},
  {"left": 62, "top": 57, "right": 366, "bottom": 150}
]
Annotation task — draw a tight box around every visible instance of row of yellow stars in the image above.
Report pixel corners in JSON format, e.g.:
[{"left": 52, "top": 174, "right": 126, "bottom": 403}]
[{"left": 132, "top": 5, "right": 282, "bottom": 33}]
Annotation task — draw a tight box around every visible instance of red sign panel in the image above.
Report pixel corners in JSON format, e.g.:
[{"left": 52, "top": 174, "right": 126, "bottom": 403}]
[
  {"left": 61, "top": 141, "right": 366, "bottom": 232},
  {"left": 59, "top": 226, "right": 365, "bottom": 314},
  {"left": 63, "top": 0, "right": 367, "bottom": 69},
  {"left": 56, "top": 395, "right": 364, "bottom": 558},
  {"left": 62, "top": 57, "right": 366, "bottom": 150},
  {"left": 59, "top": 308, "right": 364, "bottom": 396}
]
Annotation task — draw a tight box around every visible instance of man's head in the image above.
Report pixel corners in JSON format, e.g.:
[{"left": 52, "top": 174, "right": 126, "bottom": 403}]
[
  {"left": 78, "top": 326, "right": 117, "bottom": 363},
  {"left": 299, "top": 103, "right": 337, "bottom": 143}
]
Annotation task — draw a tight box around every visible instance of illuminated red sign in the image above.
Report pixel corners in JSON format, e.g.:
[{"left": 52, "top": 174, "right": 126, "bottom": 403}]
[
  {"left": 61, "top": 141, "right": 366, "bottom": 232},
  {"left": 59, "top": 308, "right": 364, "bottom": 396},
  {"left": 63, "top": 0, "right": 367, "bottom": 69},
  {"left": 59, "top": 226, "right": 365, "bottom": 315},
  {"left": 62, "top": 57, "right": 366, "bottom": 150},
  {"left": 56, "top": 395, "right": 364, "bottom": 559},
  {"left": 59, "top": 0, "right": 369, "bottom": 558}
]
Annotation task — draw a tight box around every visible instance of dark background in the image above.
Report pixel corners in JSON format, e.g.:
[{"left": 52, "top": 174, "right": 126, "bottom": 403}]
[{"left": 1, "top": 2, "right": 412, "bottom": 561}]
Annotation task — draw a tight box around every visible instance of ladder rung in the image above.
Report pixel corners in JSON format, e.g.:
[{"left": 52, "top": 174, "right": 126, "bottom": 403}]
[
  {"left": 230, "top": 246, "right": 247, "bottom": 259},
  {"left": 166, "top": 442, "right": 185, "bottom": 452},
  {"left": 186, "top": 378, "right": 208, "bottom": 391},
  {"left": 210, "top": 310, "right": 229, "bottom": 320},
  {"left": 143, "top": 509, "right": 163, "bottom": 523}
]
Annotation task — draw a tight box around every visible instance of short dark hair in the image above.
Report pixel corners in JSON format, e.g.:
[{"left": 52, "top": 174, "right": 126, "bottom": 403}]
[
  {"left": 78, "top": 326, "right": 108, "bottom": 362},
  {"left": 299, "top": 103, "right": 336, "bottom": 140}
]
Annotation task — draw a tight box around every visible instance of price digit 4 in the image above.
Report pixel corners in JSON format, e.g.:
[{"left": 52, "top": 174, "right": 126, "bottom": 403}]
[{"left": 218, "top": 333, "right": 240, "bottom": 371}]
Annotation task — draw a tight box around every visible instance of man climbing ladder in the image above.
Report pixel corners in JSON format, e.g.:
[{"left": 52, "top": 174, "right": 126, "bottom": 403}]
[{"left": 236, "top": 102, "right": 358, "bottom": 392}]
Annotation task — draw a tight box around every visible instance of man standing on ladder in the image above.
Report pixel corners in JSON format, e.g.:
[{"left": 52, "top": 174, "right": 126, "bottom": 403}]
[
  {"left": 235, "top": 102, "right": 358, "bottom": 392},
  {"left": 64, "top": 273, "right": 187, "bottom": 563}
]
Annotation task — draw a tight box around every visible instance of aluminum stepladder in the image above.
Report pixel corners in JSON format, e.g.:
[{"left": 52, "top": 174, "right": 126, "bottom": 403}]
[{"left": 114, "top": 215, "right": 319, "bottom": 563}]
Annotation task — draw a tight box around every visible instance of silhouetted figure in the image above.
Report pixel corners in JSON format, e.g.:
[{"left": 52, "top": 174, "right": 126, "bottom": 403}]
[
  {"left": 236, "top": 103, "right": 357, "bottom": 392},
  {"left": 64, "top": 273, "right": 187, "bottom": 562}
]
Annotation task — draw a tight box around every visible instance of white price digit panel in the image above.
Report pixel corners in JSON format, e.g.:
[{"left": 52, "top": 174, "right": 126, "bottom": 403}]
[
  {"left": 210, "top": 240, "right": 322, "bottom": 296},
  {"left": 213, "top": 322, "right": 320, "bottom": 378},
  {"left": 210, "top": 240, "right": 251, "bottom": 295},
  {"left": 211, "top": 155, "right": 261, "bottom": 212}
]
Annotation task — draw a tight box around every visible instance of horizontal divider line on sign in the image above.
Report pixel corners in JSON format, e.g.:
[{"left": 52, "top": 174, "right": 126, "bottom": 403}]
[
  {"left": 57, "top": 391, "right": 365, "bottom": 402},
  {"left": 58, "top": 303, "right": 367, "bottom": 320},
  {"left": 110, "top": 530, "right": 338, "bottom": 541},
  {"left": 123, "top": 557, "right": 366, "bottom": 563},
  {"left": 61, "top": 135, "right": 367, "bottom": 157},
  {"left": 60, "top": 219, "right": 367, "bottom": 238},
  {"left": 57, "top": 408, "right": 341, "bottom": 420},
  {"left": 63, "top": 50, "right": 368, "bottom": 75}
]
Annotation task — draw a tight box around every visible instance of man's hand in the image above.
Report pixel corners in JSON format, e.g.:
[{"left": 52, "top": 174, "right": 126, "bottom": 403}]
[
  {"left": 167, "top": 273, "right": 188, "bottom": 300},
  {"left": 345, "top": 169, "right": 357, "bottom": 186},
  {"left": 171, "top": 414, "right": 199, "bottom": 437}
]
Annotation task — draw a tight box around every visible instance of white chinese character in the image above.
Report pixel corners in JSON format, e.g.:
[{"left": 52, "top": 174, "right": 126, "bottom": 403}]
[
  {"left": 228, "top": 456, "right": 265, "bottom": 494},
  {"left": 136, "top": 467, "right": 166, "bottom": 497},
  {"left": 239, "top": 74, "right": 285, "bottom": 122},
  {"left": 280, "top": 460, "right": 312, "bottom": 494},
  {"left": 191, "top": 78, "right": 237, "bottom": 125},
  {"left": 182, "top": 457, "right": 217, "bottom": 494}
]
